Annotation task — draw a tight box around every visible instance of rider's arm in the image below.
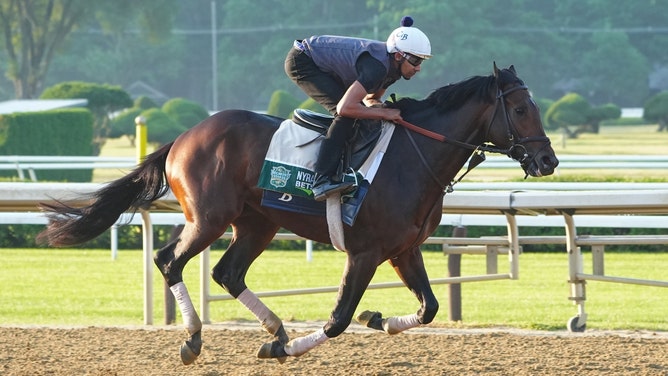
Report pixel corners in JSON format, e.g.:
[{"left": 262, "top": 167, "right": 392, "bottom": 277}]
[
  {"left": 336, "top": 53, "right": 401, "bottom": 121},
  {"left": 363, "top": 89, "right": 386, "bottom": 107},
  {"left": 336, "top": 82, "right": 400, "bottom": 121}
]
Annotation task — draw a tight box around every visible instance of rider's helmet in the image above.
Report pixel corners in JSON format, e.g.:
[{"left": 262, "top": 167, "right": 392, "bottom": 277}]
[{"left": 386, "top": 16, "right": 432, "bottom": 60}]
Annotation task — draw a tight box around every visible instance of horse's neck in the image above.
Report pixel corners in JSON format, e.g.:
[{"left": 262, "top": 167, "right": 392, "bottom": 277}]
[{"left": 408, "top": 109, "right": 487, "bottom": 172}]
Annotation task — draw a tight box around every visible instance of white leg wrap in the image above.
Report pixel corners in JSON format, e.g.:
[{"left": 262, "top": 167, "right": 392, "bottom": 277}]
[
  {"left": 237, "top": 289, "right": 282, "bottom": 335},
  {"left": 170, "top": 282, "right": 202, "bottom": 335},
  {"left": 284, "top": 329, "right": 329, "bottom": 357},
  {"left": 382, "top": 313, "right": 421, "bottom": 335}
]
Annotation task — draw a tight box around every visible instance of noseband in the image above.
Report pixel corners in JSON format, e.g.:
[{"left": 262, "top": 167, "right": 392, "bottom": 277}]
[{"left": 397, "top": 81, "right": 551, "bottom": 191}]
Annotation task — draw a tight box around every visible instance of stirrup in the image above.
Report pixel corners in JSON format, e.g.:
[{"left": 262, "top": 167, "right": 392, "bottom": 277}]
[
  {"left": 312, "top": 179, "right": 354, "bottom": 202},
  {"left": 343, "top": 167, "right": 360, "bottom": 187}
]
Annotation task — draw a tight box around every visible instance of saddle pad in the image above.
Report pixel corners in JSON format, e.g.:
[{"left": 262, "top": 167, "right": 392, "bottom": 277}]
[
  {"left": 261, "top": 190, "right": 325, "bottom": 216},
  {"left": 258, "top": 119, "right": 396, "bottom": 226},
  {"left": 257, "top": 119, "right": 321, "bottom": 198}
]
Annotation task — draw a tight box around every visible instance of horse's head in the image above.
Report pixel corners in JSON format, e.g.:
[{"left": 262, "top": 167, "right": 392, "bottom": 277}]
[{"left": 487, "top": 63, "right": 559, "bottom": 177}]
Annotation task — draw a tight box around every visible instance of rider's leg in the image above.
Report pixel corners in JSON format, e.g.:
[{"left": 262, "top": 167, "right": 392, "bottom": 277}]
[
  {"left": 285, "top": 45, "right": 357, "bottom": 201},
  {"left": 311, "top": 115, "right": 356, "bottom": 201}
]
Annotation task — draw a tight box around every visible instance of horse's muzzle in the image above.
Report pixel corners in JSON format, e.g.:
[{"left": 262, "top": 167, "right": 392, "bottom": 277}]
[{"left": 524, "top": 151, "right": 559, "bottom": 177}]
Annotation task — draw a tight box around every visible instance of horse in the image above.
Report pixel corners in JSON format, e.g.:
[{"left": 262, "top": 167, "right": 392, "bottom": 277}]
[{"left": 37, "top": 63, "right": 558, "bottom": 364}]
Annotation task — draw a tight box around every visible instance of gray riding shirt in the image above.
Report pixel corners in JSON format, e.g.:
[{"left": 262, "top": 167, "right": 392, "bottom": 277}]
[{"left": 301, "top": 36, "right": 392, "bottom": 89}]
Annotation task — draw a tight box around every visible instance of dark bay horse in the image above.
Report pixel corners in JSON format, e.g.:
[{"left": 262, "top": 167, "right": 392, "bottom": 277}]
[{"left": 37, "top": 64, "right": 558, "bottom": 364}]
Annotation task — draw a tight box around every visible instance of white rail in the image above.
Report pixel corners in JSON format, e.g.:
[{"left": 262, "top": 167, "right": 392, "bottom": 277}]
[
  {"left": 1, "top": 182, "right": 667, "bottom": 331},
  {"left": 469, "top": 154, "right": 668, "bottom": 169},
  {"left": 0, "top": 156, "right": 135, "bottom": 181},
  {"left": 3, "top": 155, "right": 668, "bottom": 182}
]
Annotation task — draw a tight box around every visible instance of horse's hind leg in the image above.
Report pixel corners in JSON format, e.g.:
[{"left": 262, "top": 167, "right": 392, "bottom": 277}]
[
  {"left": 154, "top": 221, "right": 225, "bottom": 365},
  {"left": 357, "top": 246, "right": 439, "bottom": 334},
  {"left": 209, "top": 211, "right": 290, "bottom": 355}
]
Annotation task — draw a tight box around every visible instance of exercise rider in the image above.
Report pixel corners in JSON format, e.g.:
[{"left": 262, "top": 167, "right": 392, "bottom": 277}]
[{"left": 284, "top": 16, "right": 432, "bottom": 201}]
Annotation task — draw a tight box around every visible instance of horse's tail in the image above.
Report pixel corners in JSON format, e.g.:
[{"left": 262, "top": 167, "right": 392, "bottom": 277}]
[{"left": 36, "top": 142, "right": 174, "bottom": 247}]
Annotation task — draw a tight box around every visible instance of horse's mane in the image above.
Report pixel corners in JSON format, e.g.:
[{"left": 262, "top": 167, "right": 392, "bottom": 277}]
[
  {"left": 392, "top": 62, "right": 539, "bottom": 118},
  {"left": 393, "top": 75, "right": 497, "bottom": 115}
]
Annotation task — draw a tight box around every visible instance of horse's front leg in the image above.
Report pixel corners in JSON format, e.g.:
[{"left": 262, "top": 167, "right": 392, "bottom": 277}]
[
  {"left": 258, "top": 252, "right": 378, "bottom": 358},
  {"left": 357, "top": 246, "right": 439, "bottom": 334}
]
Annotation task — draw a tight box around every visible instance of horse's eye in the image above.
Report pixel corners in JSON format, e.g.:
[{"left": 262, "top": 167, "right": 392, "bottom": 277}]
[{"left": 515, "top": 107, "right": 526, "bottom": 116}]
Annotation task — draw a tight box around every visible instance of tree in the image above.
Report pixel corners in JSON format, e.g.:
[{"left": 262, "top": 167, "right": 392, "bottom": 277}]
[
  {"left": 586, "top": 103, "right": 621, "bottom": 133},
  {"left": 643, "top": 91, "right": 668, "bottom": 131},
  {"left": 545, "top": 93, "right": 621, "bottom": 137},
  {"left": 535, "top": 97, "right": 555, "bottom": 127},
  {"left": 0, "top": 0, "right": 177, "bottom": 99},
  {"left": 40, "top": 81, "right": 133, "bottom": 154},
  {"left": 4, "top": 1, "right": 668, "bottom": 109},
  {"left": 0, "top": 0, "right": 85, "bottom": 98},
  {"left": 576, "top": 32, "right": 648, "bottom": 106},
  {"left": 544, "top": 93, "right": 591, "bottom": 137}
]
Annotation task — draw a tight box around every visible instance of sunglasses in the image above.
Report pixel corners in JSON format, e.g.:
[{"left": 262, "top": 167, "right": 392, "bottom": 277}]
[{"left": 399, "top": 51, "right": 424, "bottom": 67}]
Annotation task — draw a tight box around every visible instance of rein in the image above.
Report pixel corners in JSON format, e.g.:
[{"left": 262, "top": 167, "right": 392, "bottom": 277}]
[{"left": 395, "top": 83, "right": 550, "bottom": 192}]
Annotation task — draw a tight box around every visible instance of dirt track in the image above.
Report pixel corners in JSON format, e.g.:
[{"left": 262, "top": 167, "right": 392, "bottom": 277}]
[{"left": 2, "top": 323, "right": 667, "bottom": 376}]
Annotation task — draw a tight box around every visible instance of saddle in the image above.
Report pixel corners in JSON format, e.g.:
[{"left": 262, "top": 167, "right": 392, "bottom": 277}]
[
  {"left": 258, "top": 110, "right": 395, "bottom": 226},
  {"left": 292, "top": 109, "right": 383, "bottom": 171}
]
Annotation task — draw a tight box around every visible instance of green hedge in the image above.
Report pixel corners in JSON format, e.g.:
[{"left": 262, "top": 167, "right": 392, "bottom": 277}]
[{"left": 0, "top": 109, "right": 95, "bottom": 182}]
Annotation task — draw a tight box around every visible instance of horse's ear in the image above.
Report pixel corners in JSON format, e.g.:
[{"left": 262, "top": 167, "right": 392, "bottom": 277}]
[
  {"left": 509, "top": 65, "right": 517, "bottom": 75},
  {"left": 493, "top": 61, "right": 500, "bottom": 78}
]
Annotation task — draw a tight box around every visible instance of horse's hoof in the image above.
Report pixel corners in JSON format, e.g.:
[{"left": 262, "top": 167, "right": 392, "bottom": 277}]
[
  {"left": 180, "top": 331, "right": 202, "bottom": 365},
  {"left": 256, "top": 340, "right": 288, "bottom": 360},
  {"left": 180, "top": 341, "right": 199, "bottom": 365},
  {"left": 275, "top": 323, "right": 290, "bottom": 345},
  {"left": 356, "top": 310, "right": 384, "bottom": 331}
]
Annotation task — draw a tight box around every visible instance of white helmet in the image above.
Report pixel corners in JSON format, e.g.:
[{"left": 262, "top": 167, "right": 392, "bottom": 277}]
[{"left": 386, "top": 16, "right": 432, "bottom": 59}]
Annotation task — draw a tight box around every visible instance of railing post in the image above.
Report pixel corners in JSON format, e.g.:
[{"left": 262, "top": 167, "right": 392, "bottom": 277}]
[
  {"left": 135, "top": 116, "right": 147, "bottom": 164},
  {"left": 201, "top": 247, "right": 211, "bottom": 324},
  {"left": 447, "top": 225, "right": 467, "bottom": 321},
  {"left": 140, "top": 210, "right": 154, "bottom": 325},
  {"left": 135, "top": 116, "right": 156, "bottom": 325}
]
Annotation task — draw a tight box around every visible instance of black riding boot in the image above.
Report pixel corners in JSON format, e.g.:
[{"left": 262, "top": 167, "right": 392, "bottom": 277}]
[{"left": 311, "top": 116, "right": 355, "bottom": 201}]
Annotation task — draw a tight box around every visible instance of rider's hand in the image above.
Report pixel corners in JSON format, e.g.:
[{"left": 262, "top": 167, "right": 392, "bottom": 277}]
[{"left": 383, "top": 108, "right": 403, "bottom": 122}]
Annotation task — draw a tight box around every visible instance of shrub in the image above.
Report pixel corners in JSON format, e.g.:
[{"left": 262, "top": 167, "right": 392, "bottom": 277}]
[
  {"left": 298, "top": 98, "right": 329, "bottom": 114},
  {"left": 110, "top": 107, "right": 143, "bottom": 141},
  {"left": 40, "top": 81, "right": 133, "bottom": 154},
  {"left": 162, "top": 98, "right": 209, "bottom": 129},
  {"left": 0, "top": 109, "right": 94, "bottom": 181},
  {"left": 267, "top": 90, "right": 302, "bottom": 118},
  {"left": 534, "top": 97, "right": 554, "bottom": 126},
  {"left": 643, "top": 91, "right": 668, "bottom": 131},
  {"left": 140, "top": 108, "right": 186, "bottom": 146},
  {"left": 134, "top": 95, "right": 159, "bottom": 110}
]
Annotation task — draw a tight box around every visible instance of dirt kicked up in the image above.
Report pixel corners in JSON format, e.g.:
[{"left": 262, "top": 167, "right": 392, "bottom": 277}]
[{"left": 1, "top": 323, "right": 667, "bottom": 376}]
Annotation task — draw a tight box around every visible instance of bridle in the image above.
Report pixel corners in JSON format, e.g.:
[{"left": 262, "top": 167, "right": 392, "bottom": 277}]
[{"left": 396, "top": 81, "right": 551, "bottom": 192}]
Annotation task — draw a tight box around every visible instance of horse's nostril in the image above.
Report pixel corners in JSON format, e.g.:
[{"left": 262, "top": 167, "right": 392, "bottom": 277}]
[{"left": 542, "top": 155, "right": 558, "bottom": 168}]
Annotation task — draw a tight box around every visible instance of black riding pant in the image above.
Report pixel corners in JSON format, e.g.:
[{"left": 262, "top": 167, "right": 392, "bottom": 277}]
[{"left": 285, "top": 46, "right": 355, "bottom": 177}]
